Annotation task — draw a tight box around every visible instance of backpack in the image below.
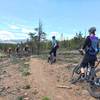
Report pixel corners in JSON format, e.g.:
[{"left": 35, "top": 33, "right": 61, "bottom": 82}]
[
  {"left": 56, "top": 41, "right": 59, "bottom": 49},
  {"left": 87, "top": 36, "right": 99, "bottom": 55}
]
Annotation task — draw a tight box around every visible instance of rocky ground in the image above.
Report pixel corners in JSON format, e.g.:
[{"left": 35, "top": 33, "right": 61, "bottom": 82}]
[{"left": 0, "top": 52, "right": 99, "bottom": 100}]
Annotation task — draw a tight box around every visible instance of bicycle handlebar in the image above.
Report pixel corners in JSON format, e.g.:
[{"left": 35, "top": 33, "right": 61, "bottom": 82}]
[{"left": 78, "top": 49, "right": 85, "bottom": 55}]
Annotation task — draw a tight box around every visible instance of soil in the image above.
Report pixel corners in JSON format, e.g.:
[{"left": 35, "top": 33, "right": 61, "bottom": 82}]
[{"left": 0, "top": 54, "right": 99, "bottom": 100}]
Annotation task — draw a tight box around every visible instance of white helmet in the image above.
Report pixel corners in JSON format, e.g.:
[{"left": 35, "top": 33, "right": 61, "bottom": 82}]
[{"left": 88, "top": 27, "right": 96, "bottom": 33}]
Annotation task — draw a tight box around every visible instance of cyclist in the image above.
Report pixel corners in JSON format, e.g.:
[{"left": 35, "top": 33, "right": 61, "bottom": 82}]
[
  {"left": 15, "top": 44, "right": 20, "bottom": 54},
  {"left": 49, "top": 36, "right": 59, "bottom": 62},
  {"left": 23, "top": 44, "right": 31, "bottom": 56},
  {"left": 80, "top": 27, "right": 99, "bottom": 78},
  {"left": 24, "top": 44, "right": 30, "bottom": 52},
  {"left": 7, "top": 47, "right": 12, "bottom": 57}
]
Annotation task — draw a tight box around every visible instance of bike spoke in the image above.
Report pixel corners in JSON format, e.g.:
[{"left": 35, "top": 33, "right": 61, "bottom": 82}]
[{"left": 71, "top": 64, "right": 82, "bottom": 84}]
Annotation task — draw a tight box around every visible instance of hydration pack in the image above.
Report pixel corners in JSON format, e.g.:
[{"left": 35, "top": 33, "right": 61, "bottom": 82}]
[
  {"left": 87, "top": 36, "right": 99, "bottom": 55},
  {"left": 56, "top": 41, "right": 59, "bottom": 48}
]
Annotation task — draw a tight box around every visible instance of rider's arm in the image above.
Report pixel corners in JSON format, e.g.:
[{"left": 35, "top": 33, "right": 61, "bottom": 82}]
[{"left": 82, "top": 36, "right": 91, "bottom": 50}]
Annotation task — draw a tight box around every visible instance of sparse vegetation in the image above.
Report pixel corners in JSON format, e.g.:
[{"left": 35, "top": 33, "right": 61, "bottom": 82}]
[
  {"left": 17, "top": 96, "right": 24, "bottom": 100},
  {"left": 0, "top": 52, "right": 6, "bottom": 58},
  {"left": 11, "top": 57, "right": 20, "bottom": 64},
  {"left": 42, "top": 96, "right": 50, "bottom": 100},
  {"left": 19, "top": 63, "right": 31, "bottom": 76}
]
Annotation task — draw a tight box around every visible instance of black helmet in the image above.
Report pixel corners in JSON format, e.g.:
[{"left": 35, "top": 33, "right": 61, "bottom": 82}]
[{"left": 88, "top": 27, "right": 96, "bottom": 33}]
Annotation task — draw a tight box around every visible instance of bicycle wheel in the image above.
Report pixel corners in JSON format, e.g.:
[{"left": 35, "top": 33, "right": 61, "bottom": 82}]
[
  {"left": 87, "top": 68, "right": 100, "bottom": 98},
  {"left": 48, "top": 55, "right": 53, "bottom": 64},
  {"left": 71, "top": 64, "right": 81, "bottom": 84}
]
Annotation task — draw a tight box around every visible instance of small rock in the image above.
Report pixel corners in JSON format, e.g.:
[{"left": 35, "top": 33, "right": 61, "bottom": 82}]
[
  {"left": 75, "top": 86, "right": 80, "bottom": 91},
  {"left": 82, "top": 90, "right": 90, "bottom": 96},
  {"left": 24, "top": 97, "right": 29, "bottom": 100},
  {"left": 75, "top": 91, "right": 81, "bottom": 96},
  {"left": 24, "top": 93, "right": 28, "bottom": 96},
  {"left": 57, "top": 85, "right": 73, "bottom": 89},
  {"left": 3, "top": 71, "right": 7, "bottom": 74},
  {"left": 70, "top": 84, "right": 75, "bottom": 88},
  {"left": 66, "top": 85, "right": 72, "bottom": 89},
  {"left": 33, "top": 88, "right": 39, "bottom": 95},
  {"left": 24, "top": 62, "right": 29, "bottom": 65}
]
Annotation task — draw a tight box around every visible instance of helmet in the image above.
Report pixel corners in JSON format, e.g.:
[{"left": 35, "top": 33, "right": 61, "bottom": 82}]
[
  {"left": 52, "top": 36, "right": 55, "bottom": 39},
  {"left": 88, "top": 27, "right": 96, "bottom": 33}
]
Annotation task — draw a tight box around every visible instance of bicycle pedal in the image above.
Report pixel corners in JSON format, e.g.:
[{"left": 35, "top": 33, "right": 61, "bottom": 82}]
[{"left": 80, "top": 75, "right": 85, "bottom": 81}]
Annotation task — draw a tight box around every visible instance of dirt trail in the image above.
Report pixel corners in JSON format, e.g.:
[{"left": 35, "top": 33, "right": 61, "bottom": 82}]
[
  {"left": 0, "top": 57, "right": 97, "bottom": 100},
  {"left": 28, "top": 58, "right": 96, "bottom": 100},
  {"left": 29, "top": 59, "right": 69, "bottom": 100}
]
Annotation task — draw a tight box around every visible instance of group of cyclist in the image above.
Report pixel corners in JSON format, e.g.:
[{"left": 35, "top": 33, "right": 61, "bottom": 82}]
[
  {"left": 49, "top": 27, "right": 99, "bottom": 77},
  {"left": 15, "top": 44, "right": 30, "bottom": 54},
  {"left": 7, "top": 44, "right": 30, "bottom": 57}
]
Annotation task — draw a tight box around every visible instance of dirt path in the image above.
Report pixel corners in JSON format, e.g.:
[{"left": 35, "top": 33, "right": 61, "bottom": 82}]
[
  {"left": 0, "top": 57, "right": 97, "bottom": 100},
  {"left": 29, "top": 58, "right": 69, "bottom": 100},
  {"left": 28, "top": 58, "right": 96, "bottom": 100}
]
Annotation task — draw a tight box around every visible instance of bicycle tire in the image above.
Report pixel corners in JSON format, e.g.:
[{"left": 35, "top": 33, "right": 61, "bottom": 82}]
[
  {"left": 71, "top": 64, "right": 81, "bottom": 84},
  {"left": 48, "top": 56, "right": 53, "bottom": 64},
  {"left": 87, "top": 68, "right": 100, "bottom": 98}
]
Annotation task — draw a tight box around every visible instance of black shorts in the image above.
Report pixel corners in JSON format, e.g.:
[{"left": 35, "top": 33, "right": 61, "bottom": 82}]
[
  {"left": 49, "top": 47, "right": 57, "bottom": 57},
  {"left": 80, "top": 54, "right": 97, "bottom": 68}
]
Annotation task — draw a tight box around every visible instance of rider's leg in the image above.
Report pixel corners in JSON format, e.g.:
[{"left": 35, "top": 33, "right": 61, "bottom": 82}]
[
  {"left": 53, "top": 48, "right": 57, "bottom": 62},
  {"left": 89, "top": 55, "right": 97, "bottom": 67},
  {"left": 49, "top": 48, "right": 53, "bottom": 57},
  {"left": 80, "top": 54, "right": 89, "bottom": 74},
  {"left": 89, "top": 55, "right": 97, "bottom": 80},
  {"left": 81, "top": 67, "right": 85, "bottom": 74},
  {"left": 80, "top": 54, "right": 90, "bottom": 80}
]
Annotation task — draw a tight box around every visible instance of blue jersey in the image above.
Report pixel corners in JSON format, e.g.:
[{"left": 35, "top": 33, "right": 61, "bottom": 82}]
[{"left": 51, "top": 39, "right": 57, "bottom": 48}]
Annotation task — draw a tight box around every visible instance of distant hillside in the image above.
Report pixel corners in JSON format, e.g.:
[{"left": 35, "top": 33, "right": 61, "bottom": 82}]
[{"left": 0, "top": 39, "right": 27, "bottom": 44}]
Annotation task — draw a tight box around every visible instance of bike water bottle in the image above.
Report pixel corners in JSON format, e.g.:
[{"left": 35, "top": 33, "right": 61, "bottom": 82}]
[{"left": 87, "top": 67, "right": 91, "bottom": 76}]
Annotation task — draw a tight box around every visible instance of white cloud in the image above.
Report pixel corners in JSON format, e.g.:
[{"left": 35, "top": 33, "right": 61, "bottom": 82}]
[
  {"left": 0, "top": 30, "right": 15, "bottom": 40},
  {"left": 50, "top": 32, "right": 59, "bottom": 37},
  {"left": 21, "top": 28, "right": 36, "bottom": 34},
  {"left": 10, "top": 25, "right": 20, "bottom": 30}
]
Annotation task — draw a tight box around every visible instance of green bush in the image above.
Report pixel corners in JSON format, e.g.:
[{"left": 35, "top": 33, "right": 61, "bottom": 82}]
[
  {"left": 42, "top": 96, "right": 50, "bottom": 100},
  {"left": 17, "top": 96, "right": 24, "bottom": 100}
]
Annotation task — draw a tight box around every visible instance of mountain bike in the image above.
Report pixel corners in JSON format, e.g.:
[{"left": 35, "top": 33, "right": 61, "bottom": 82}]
[
  {"left": 71, "top": 50, "right": 100, "bottom": 98},
  {"left": 48, "top": 53, "right": 56, "bottom": 64}
]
